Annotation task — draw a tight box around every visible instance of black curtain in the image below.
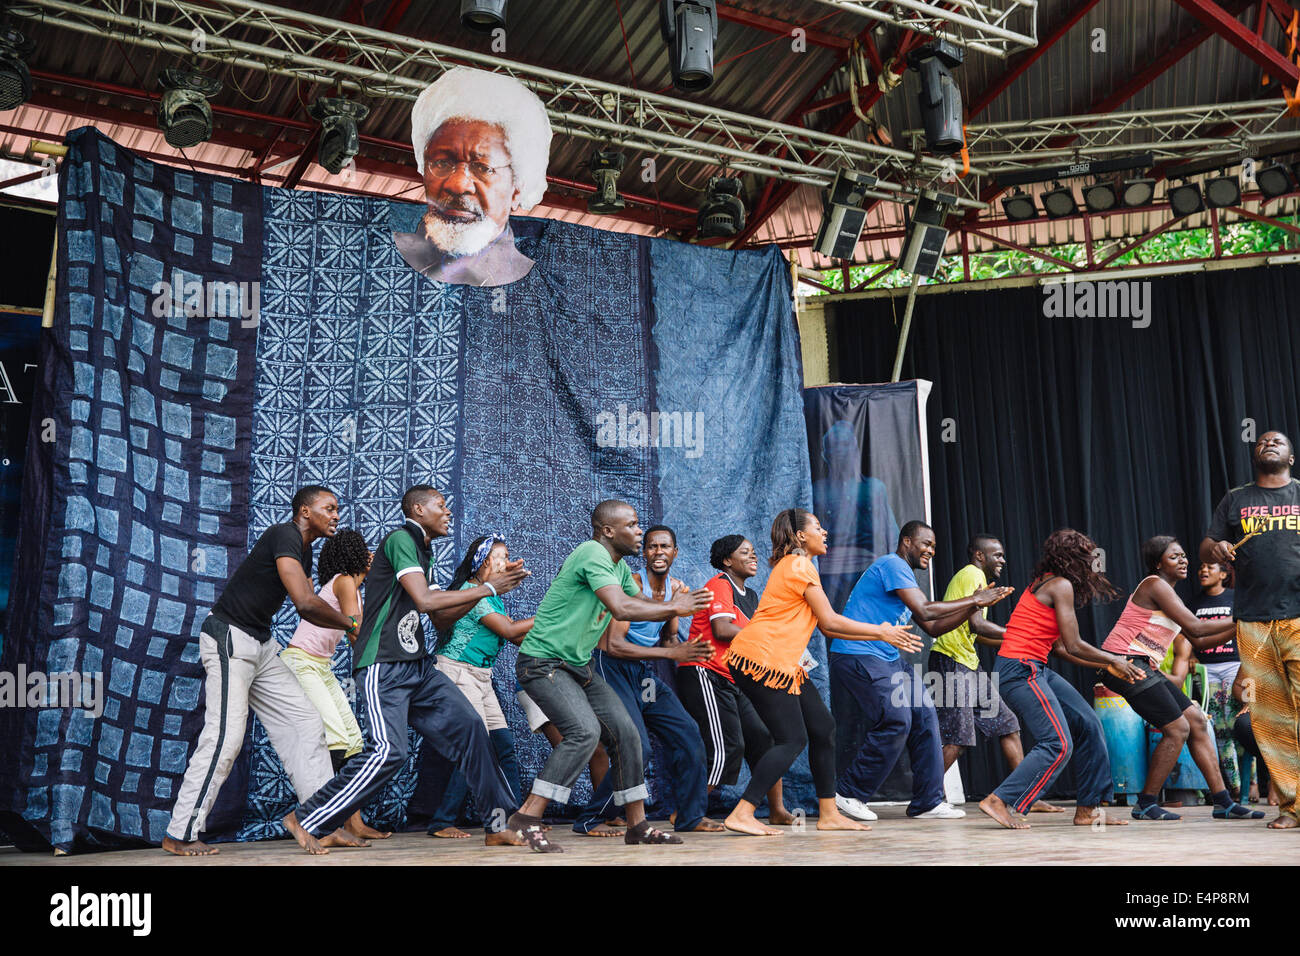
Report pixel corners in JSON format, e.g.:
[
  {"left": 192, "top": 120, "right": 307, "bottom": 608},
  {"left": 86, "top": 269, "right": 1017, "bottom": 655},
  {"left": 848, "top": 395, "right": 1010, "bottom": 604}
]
[{"left": 833, "top": 266, "right": 1300, "bottom": 801}]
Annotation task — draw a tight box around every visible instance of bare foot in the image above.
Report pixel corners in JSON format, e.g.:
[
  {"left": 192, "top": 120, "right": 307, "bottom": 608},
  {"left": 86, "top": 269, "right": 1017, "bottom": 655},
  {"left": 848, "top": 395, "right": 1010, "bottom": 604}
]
[
  {"left": 320, "top": 827, "right": 369, "bottom": 848},
  {"left": 430, "top": 826, "right": 471, "bottom": 839},
  {"left": 608, "top": 816, "right": 627, "bottom": 827},
  {"left": 282, "top": 811, "right": 329, "bottom": 855},
  {"left": 978, "top": 794, "right": 1029, "bottom": 830},
  {"left": 767, "top": 807, "right": 797, "bottom": 825},
  {"left": 347, "top": 812, "right": 390, "bottom": 840},
  {"left": 816, "top": 811, "right": 870, "bottom": 831},
  {"left": 162, "top": 835, "right": 218, "bottom": 856},
  {"left": 1076, "top": 806, "right": 1128, "bottom": 826},
  {"left": 578, "top": 823, "right": 622, "bottom": 837},
  {"left": 690, "top": 817, "right": 727, "bottom": 833},
  {"left": 724, "top": 807, "right": 782, "bottom": 836},
  {"left": 668, "top": 811, "right": 677, "bottom": 826},
  {"left": 484, "top": 829, "right": 527, "bottom": 846},
  {"left": 1266, "top": 814, "right": 1298, "bottom": 829},
  {"left": 1029, "top": 800, "right": 1063, "bottom": 813}
]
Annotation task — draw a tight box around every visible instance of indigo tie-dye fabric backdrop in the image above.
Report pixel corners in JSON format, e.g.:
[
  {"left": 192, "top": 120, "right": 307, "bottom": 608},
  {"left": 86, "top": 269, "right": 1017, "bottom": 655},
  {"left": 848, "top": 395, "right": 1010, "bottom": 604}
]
[{"left": 0, "top": 127, "right": 812, "bottom": 851}]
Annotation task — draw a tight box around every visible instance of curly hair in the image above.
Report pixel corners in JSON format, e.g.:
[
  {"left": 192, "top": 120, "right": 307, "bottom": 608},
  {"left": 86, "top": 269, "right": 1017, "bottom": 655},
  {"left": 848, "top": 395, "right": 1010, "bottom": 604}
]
[
  {"left": 710, "top": 534, "right": 748, "bottom": 571},
  {"left": 317, "top": 529, "right": 370, "bottom": 585},
  {"left": 1032, "top": 528, "right": 1119, "bottom": 606},
  {"left": 769, "top": 508, "right": 812, "bottom": 568}
]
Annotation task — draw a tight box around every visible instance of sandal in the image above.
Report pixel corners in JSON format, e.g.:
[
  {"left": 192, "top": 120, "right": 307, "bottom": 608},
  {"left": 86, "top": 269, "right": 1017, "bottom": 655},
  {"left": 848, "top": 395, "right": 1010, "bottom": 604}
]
[
  {"left": 1213, "top": 802, "right": 1265, "bottom": 820},
  {"left": 625, "top": 822, "right": 683, "bottom": 845},
  {"left": 518, "top": 824, "right": 564, "bottom": 853},
  {"left": 1131, "top": 803, "right": 1181, "bottom": 821}
]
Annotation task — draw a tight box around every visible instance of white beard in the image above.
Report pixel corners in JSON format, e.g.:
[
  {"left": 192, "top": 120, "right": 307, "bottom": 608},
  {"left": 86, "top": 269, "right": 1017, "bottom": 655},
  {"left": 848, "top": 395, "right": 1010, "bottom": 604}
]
[{"left": 421, "top": 209, "right": 504, "bottom": 257}]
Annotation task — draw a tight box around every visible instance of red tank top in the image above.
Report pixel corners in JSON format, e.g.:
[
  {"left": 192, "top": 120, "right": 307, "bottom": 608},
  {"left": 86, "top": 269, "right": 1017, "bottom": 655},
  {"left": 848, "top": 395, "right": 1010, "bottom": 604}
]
[{"left": 998, "top": 578, "right": 1062, "bottom": 663}]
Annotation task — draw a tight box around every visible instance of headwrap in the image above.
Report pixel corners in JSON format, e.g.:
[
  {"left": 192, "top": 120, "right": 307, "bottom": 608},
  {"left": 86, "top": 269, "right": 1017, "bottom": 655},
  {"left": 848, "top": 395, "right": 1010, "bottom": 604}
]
[{"left": 472, "top": 533, "right": 507, "bottom": 575}]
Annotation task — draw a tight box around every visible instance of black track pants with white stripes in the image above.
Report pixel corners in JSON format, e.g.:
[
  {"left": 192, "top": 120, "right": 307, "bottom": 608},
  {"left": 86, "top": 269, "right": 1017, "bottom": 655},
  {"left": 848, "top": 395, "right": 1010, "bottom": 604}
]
[{"left": 674, "top": 665, "right": 774, "bottom": 788}]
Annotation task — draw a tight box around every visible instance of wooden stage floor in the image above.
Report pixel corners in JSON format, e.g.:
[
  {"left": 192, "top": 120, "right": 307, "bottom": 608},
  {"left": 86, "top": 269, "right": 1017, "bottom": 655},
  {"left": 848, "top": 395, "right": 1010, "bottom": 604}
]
[{"left": 2, "top": 802, "right": 1295, "bottom": 866}]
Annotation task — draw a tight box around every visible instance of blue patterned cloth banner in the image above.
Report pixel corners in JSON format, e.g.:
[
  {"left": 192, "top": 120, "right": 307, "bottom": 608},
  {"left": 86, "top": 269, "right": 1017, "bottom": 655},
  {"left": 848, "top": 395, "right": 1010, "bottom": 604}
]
[{"left": 0, "top": 127, "right": 812, "bottom": 850}]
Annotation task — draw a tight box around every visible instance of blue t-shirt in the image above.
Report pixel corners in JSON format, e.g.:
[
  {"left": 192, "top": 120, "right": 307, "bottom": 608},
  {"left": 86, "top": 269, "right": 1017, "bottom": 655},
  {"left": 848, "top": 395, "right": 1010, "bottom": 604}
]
[{"left": 830, "top": 553, "right": 917, "bottom": 660}]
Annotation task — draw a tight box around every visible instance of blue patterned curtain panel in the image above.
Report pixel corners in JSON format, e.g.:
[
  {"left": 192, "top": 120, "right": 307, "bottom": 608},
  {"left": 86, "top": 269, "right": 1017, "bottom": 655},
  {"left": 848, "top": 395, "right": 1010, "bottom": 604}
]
[{"left": 0, "top": 127, "right": 811, "bottom": 851}]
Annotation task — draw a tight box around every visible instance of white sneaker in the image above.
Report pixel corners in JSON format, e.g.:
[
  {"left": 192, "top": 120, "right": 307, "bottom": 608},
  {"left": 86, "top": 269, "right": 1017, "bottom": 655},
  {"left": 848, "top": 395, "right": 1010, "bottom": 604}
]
[
  {"left": 913, "top": 801, "right": 966, "bottom": 819},
  {"left": 835, "top": 793, "right": 878, "bottom": 821}
]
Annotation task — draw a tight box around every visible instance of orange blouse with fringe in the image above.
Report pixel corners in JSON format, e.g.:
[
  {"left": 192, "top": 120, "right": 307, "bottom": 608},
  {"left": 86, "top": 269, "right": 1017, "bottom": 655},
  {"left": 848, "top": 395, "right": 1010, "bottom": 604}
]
[{"left": 725, "top": 554, "right": 821, "bottom": 695}]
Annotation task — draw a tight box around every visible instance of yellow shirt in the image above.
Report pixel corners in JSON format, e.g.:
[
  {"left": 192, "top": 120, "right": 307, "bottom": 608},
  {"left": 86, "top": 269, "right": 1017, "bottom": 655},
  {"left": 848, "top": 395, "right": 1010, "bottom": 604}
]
[{"left": 930, "top": 564, "right": 986, "bottom": 671}]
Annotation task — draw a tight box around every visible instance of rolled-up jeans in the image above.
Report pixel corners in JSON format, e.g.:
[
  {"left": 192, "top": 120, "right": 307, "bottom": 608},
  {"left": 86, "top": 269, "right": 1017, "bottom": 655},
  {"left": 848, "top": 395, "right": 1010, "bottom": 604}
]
[{"left": 516, "top": 652, "right": 649, "bottom": 806}]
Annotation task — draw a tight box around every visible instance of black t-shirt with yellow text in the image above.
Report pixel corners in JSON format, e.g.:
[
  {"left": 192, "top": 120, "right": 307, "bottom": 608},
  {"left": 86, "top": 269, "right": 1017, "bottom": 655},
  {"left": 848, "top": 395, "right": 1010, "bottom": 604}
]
[{"left": 1208, "top": 479, "right": 1300, "bottom": 622}]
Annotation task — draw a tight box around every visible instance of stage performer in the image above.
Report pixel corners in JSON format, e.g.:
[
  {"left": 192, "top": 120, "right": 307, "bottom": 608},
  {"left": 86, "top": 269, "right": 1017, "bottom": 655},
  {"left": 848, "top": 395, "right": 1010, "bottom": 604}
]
[
  {"left": 162, "top": 486, "right": 366, "bottom": 857},
  {"left": 280, "top": 528, "right": 390, "bottom": 841},
  {"left": 830, "top": 521, "right": 1013, "bottom": 823},
  {"left": 573, "top": 525, "right": 723, "bottom": 836},
  {"left": 396, "top": 67, "right": 552, "bottom": 286},
  {"left": 282, "top": 486, "right": 531, "bottom": 853},
  {"left": 1190, "top": 561, "right": 1245, "bottom": 796},
  {"left": 425, "top": 534, "right": 531, "bottom": 838},
  {"left": 931, "top": 534, "right": 1059, "bottom": 813},
  {"left": 505, "top": 501, "right": 711, "bottom": 852},
  {"left": 722, "top": 508, "right": 916, "bottom": 836},
  {"left": 1201, "top": 430, "right": 1300, "bottom": 829},
  {"left": 978, "top": 529, "right": 1143, "bottom": 830},
  {"left": 675, "top": 534, "right": 795, "bottom": 825},
  {"left": 1098, "top": 536, "right": 1262, "bottom": 820}
]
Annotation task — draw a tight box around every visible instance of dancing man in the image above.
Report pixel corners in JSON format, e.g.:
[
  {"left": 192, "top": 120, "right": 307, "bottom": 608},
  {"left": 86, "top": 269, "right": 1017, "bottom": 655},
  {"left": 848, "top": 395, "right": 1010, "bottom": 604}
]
[
  {"left": 163, "top": 486, "right": 363, "bottom": 856},
  {"left": 283, "top": 486, "right": 530, "bottom": 853},
  {"left": 831, "top": 521, "right": 1013, "bottom": 822},
  {"left": 506, "top": 501, "right": 712, "bottom": 852},
  {"left": 1201, "top": 430, "right": 1300, "bottom": 829},
  {"left": 978, "top": 529, "right": 1143, "bottom": 830}
]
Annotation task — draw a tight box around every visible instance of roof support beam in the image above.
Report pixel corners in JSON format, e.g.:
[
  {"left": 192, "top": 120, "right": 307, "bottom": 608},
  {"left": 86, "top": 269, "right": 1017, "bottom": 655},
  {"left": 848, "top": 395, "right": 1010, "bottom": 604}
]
[{"left": 1170, "top": 0, "right": 1300, "bottom": 85}]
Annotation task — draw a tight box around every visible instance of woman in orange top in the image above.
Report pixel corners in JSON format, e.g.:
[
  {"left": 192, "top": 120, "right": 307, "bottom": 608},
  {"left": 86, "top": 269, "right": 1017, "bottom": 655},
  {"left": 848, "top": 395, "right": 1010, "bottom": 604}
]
[{"left": 724, "top": 508, "right": 917, "bottom": 836}]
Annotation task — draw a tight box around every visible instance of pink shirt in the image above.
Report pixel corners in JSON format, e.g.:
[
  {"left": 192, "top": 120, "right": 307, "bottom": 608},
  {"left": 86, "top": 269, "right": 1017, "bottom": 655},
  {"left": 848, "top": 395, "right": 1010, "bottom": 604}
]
[
  {"left": 288, "top": 574, "right": 358, "bottom": 659},
  {"left": 1101, "top": 577, "right": 1181, "bottom": 666}
]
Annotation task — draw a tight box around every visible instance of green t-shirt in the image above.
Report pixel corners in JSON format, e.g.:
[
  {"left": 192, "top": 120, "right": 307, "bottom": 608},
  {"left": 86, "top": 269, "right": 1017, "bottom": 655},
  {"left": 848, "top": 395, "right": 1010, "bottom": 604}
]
[
  {"left": 354, "top": 520, "right": 434, "bottom": 670},
  {"left": 930, "top": 564, "right": 986, "bottom": 671},
  {"left": 519, "top": 539, "right": 638, "bottom": 666},
  {"left": 441, "top": 582, "right": 507, "bottom": 669}
]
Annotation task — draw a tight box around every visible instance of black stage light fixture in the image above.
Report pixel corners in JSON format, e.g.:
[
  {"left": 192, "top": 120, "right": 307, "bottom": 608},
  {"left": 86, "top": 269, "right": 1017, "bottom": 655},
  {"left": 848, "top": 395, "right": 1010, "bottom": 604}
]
[
  {"left": 157, "top": 68, "right": 222, "bottom": 149},
  {"left": 813, "top": 169, "right": 878, "bottom": 260},
  {"left": 698, "top": 174, "right": 745, "bottom": 237},
  {"left": 898, "top": 189, "right": 955, "bottom": 277},
  {"left": 1040, "top": 182, "right": 1077, "bottom": 219},
  {"left": 586, "top": 147, "right": 626, "bottom": 215},
  {"left": 1001, "top": 190, "right": 1037, "bottom": 221},
  {"left": 660, "top": 0, "right": 718, "bottom": 92},
  {"left": 308, "top": 97, "right": 370, "bottom": 174},
  {"left": 1204, "top": 173, "right": 1241, "bottom": 209},
  {"left": 0, "top": 25, "right": 34, "bottom": 112},
  {"left": 907, "top": 39, "right": 964, "bottom": 155},
  {"left": 1121, "top": 177, "right": 1155, "bottom": 208},
  {"left": 461, "top": 0, "right": 507, "bottom": 32},
  {"left": 1257, "top": 163, "right": 1294, "bottom": 199},
  {"left": 1082, "top": 180, "right": 1118, "bottom": 213},
  {"left": 1168, "top": 181, "right": 1204, "bottom": 217}
]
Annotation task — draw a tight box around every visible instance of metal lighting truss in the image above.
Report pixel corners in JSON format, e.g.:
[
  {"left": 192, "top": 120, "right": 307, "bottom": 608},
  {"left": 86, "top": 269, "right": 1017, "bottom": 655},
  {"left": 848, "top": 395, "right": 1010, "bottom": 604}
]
[
  {"left": 910, "top": 101, "right": 1300, "bottom": 175},
  {"left": 808, "top": 0, "right": 1039, "bottom": 58},
  {"left": 13, "top": 0, "right": 988, "bottom": 208}
]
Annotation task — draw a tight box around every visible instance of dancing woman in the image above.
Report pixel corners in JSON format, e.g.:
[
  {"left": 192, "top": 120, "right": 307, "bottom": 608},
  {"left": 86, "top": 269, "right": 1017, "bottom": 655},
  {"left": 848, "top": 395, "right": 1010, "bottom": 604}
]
[
  {"left": 723, "top": 508, "right": 915, "bottom": 836},
  {"left": 979, "top": 529, "right": 1145, "bottom": 830}
]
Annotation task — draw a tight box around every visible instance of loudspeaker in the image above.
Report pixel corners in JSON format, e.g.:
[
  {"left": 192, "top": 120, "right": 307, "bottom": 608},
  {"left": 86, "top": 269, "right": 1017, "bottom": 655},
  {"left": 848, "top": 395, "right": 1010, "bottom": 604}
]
[
  {"left": 813, "top": 169, "right": 877, "bottom": 260},
  {"left": 898, "top": 190, "right": 955, "bottom": 277}
]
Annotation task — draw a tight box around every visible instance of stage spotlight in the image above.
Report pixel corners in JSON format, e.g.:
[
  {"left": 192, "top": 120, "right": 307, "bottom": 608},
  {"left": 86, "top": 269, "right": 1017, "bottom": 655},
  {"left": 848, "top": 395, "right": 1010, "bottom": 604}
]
[
  {"left": 813, "top": 169, "right": 877, "bottom": 260},
  {"left": 1082, "top": 181, "right": 1118, "bottom": 213},
  {"left": 461, "top": 0, "right": 507, "bottom": 32},
  {"left": 698, "top": 174, "right": 745, "bottom": 237},
  {"left": 1168, "top": 182, "right": 1203, "bottom": 217},
  {"left": 1204, "top": 174, "right": 1241, "bottom": 208},
  {"left": 0, "top": 26, "right": 34, "bottom": 112},
  {"left": 1121, "top": 177, "right": 1155, "bottom": 207},
  {"left": 659, "top": 0, "right": 718, "bottom": 92},
  {"left": 586, "top": 147, "right": 626, "bottom": 215},
  {"left": 1257, "top": 163, "right": 1294, "bottom": 199},
  {"left": 307, "top": 97, "right": 370, "bottom": 174},
  {"left": 1040, "top": 183, "right": 1077, "bottom": 219},
  {"left": 898, "top": 189, "right": 955, "bottom": 278},
  {"left": 157, "top": 68, "right": 222, "bottom": 149},
  {"left": 1001, "top": 190, "right": 1037, "bottom": 221},
  {"left": 907, "top": 40, "right": 964, "bottom": 155}
]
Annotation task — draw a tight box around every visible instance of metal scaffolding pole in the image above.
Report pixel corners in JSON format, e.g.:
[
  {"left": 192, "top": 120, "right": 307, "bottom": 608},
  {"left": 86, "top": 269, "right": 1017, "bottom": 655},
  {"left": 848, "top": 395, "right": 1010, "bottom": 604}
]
[{"left": 809, "top": 0, "right": 1039, "bottom": 58}]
